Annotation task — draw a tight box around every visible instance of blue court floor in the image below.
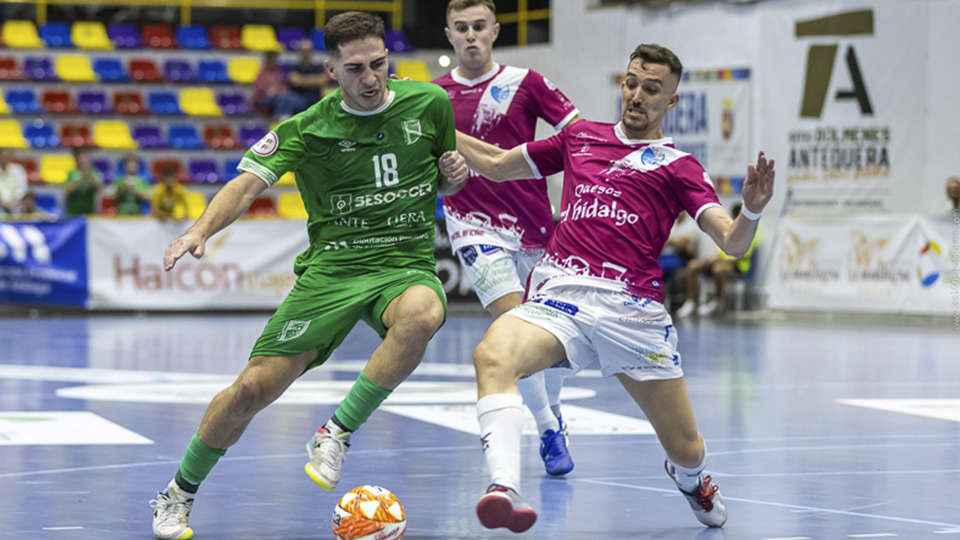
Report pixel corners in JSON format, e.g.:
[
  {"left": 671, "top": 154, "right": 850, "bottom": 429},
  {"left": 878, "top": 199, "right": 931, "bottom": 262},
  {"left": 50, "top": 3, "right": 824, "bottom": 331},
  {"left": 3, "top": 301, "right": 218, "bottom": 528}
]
[{"left": 1, "top": 308, "right": 958, "bottom": 540}]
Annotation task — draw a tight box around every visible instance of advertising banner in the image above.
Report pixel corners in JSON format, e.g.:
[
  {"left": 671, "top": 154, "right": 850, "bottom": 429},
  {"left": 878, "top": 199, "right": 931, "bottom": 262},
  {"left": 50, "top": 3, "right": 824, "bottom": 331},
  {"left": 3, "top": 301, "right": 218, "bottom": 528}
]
[{"left": 0, "top": 219, "right": 88, "bottom": 306}]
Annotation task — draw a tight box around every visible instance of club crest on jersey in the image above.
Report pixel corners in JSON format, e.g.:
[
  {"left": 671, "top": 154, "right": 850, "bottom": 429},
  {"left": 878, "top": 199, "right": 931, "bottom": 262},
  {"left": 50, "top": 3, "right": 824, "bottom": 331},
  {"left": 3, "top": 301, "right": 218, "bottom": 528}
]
[
  {"left": 640, "top": 146, "right": 665, "bottom": 166},
  {"left": 278, "top": 320, "right": 310, "bottom": 342},
  {"left": 338, "top": 140, "right": 357, "bottom": 152},
  {"left": 331, "top": 194, "right": 352, "bottom": 215},
  {"left": 490, "top": 85, "right": 510, "bottom": 103},
  {"left": 402, "top": 119, "right": 421, "bottom": 145},
  {"left": 252, "top": 131, "right": 279, "bottom": 157}
]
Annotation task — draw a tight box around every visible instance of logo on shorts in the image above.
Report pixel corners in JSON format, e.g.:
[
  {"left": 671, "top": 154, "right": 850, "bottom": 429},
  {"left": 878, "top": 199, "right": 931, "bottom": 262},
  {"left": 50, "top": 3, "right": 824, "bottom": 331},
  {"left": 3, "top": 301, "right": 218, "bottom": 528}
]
[
  {"left": 458, "top": 246, "right": 478, "bottom": 266},
  {"left": 534, "top": 298, "right": 579, "bottom": 316},
  {"left": 402, "top": 119, "right": 421, "bottom": 145},
  {"left": 252, "top": 131, "right": 279, "bottom": 156},
  {"left": 278, "top": 320, "right": 311, "bottom": 342},
  {"left": 331, "top": 194, "right": 353, "bottom": 215}
]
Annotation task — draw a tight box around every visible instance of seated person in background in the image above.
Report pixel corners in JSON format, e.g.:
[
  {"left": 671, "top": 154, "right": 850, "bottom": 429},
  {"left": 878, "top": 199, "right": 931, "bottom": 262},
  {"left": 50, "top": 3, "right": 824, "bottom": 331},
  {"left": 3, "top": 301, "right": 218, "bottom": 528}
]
[
  {"left": 110, "top": 154, "right": 152, "bottom": 216},
  {"left": 659, "top": 211, "right": 700, "bottom": 311},
  {"left": 675, "top": 203, "right": 757, "bottom": 317},
  {"left": 946, "top": 176, "right": 960, "bottom": 216},
  {"left": 151, "top": 166, "right": 189, "bottom": 221},
  {"left": 64, "top": 146, "right": 104, "bottom": 217},
  {"left": 253, "top": 50, "right": 304, "bottom": 120},
  {"left": 286, "top": 39, "right": 332, "bottom": 114},
  {"left": 0, "top": 147, "right": 29, "bottom": 219}
]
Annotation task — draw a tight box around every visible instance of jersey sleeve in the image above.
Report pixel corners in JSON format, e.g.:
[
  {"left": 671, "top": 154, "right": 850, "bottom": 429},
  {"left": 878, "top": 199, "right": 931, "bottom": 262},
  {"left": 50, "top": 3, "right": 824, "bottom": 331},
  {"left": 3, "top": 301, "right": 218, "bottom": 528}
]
[
  {"left": 431, "top": 86, "right": 457, "bottom": 156},
  {"left": 526, "top": 70, "right": 579, "bottom": 131},
  {"left": 674, "top": 158, "right": 722, "bottom": 222},
  {"left": 521, "top": 131, "right": 566, "bottom": 179},
  {"left": 238, "top": 115, "right": 308, "bottom": 187}
]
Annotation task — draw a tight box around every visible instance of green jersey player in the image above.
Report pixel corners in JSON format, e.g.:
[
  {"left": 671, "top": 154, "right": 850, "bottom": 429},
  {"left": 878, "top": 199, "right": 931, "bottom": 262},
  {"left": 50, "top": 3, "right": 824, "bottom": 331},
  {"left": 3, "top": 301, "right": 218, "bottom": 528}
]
[{"left": 151, "top": 12, "right": 468, "bottom": 540}]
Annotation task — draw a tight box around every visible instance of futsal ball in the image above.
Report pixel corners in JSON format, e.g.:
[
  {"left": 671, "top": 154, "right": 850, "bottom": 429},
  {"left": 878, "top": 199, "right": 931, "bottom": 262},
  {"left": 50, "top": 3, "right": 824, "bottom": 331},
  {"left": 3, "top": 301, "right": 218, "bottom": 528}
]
[{"left": 332, "top": 485, "right": 406, "bottom": 540}]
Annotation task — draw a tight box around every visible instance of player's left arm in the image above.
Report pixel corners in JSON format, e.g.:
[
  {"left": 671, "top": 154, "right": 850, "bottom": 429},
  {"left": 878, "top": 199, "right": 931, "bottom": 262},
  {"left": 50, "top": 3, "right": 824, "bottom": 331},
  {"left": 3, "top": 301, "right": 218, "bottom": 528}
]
[
  {"left": 699, "top": 151, "right": 775, "bottom": 258},
  {"left": 455, "top": 131, "right": 535, "bottom": 182}
]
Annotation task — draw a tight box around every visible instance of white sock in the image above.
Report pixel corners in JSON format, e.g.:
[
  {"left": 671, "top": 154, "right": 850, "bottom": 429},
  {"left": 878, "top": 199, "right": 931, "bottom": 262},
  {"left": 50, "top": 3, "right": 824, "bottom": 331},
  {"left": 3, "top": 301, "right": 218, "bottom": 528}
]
[
  {"left": 323, "top": 420, "right": 345, "bottom": 436},
  {"left": 544, "top": 369, "right": 565, "bottom": 418},
  {"left": 477, "top": 393, "right": 524, "bottom": 492},
  {"left": 668, "top": 454, "right": 706, "bottom": 492}
]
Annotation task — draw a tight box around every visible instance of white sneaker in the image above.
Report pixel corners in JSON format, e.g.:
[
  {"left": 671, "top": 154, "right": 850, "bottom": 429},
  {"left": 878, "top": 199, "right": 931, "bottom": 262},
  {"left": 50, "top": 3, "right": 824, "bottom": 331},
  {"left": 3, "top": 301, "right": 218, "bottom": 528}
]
[
  {"left": 676, "top": 300, "right": 696, "bottom": 318},
  {"left": 697, "top": 299, "right": 719, "bottom": 316},
  {"left": 305, "top": 424, "right": 351, "bottom": 491},
  {"left": 665, "top": 461, "right": 727, "bottom": 528},
  {"left": 150, "top": 481, "right": 194, "bottom": 539}
]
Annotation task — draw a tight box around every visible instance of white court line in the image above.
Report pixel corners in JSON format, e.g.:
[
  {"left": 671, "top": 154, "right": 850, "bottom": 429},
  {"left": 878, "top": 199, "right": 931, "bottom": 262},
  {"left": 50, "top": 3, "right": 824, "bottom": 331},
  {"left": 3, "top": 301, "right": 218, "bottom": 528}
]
[
  {"left": 42, "top": 527, "right": 84, "bottom": 530},
  {"left": 763, "top": 537, "right": 810, "bottom": 540},
  {"left": 849, "top": 534, "right": 897, "bottom": 538}
]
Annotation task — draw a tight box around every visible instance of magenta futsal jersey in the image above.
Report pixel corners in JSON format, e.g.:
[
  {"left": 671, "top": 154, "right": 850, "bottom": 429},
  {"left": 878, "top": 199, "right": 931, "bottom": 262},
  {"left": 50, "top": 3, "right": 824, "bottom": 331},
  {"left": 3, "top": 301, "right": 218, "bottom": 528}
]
[
  {"left": 433, "top": 64, "right": 578, "bottom": 251},
  {"left": 522, "top": 121, "right": 721, "bottom": 303}
]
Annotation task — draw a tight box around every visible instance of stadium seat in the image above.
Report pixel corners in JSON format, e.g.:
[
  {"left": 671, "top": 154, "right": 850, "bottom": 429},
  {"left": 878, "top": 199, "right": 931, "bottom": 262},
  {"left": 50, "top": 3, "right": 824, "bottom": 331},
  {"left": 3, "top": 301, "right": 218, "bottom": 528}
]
[
  {"left": 24, "top": 57, "right": 57, "bottom": 81},
  {"left": 385, "top": 29, "right": 414, "bottom": 53},
  {"left": 180, "top": 88, "right": 221, "bottom": 116},
  {"left": 164, "top": 59, "right": 196, "bottom": 83},
  {"left": 222, "top": 158, "right": 242, "bottom": 181},
  {"left": 168, "top": 124, "right": 203, "bottom": 148},
  {"left": 132, "top": 125, "right": 165, "bottom": 148},
  {"left": 277, "top": 191, "right": 307, "bottom": 218},
  {"left": 238, "top": 124, "right": 267, "bottom": 147},
  {"left": 42, "top": 91, "right": 75, "bottom": 113},
  {"left": 217, "top": 92, "right": 250, "bottom": 116},
  {"left": 152, "top": 158, "right": 184, "bottom": 182},
  {"left": 0, "top": 57, "right": 25, "bottom": 80},
  {"left": 176, "top": 26, "right": 210, "bottom": 50},
  {"left": 277, "top": 27, "right": 306, "bottom": 51},
  {"left": 277, "top": 171, "right": 296, "bottom": 185},
  {"left": 129, "top": 59, "right": 163, "bottom": 82},
  {"left": 60, "top": 122, "right": 94, "bottom": 148},
  {"left": 210, "top": 25, "right": 242, "bottom": 50},
  {"left": 91, "top": 158, "right": 115, "bottom": 183},
  {"left": 78, "top": 91, "right": 111, "bottom": 114},
  {"left": 0, "top": 91, "right": 9, "bottom": 115},
  {"left": 24, "top": 119, "right": 60, "bottom": 148},
  {"left": 228, "top": 57, "right": 260, "bottom": 84},
  {"left": 198, "top": 60, "right": 229, "bottom": 83},
  {"left": 40, "top": 155, "right": 76, "bottom": 183},
  {"left": 143, "top": 24, "right": 176, "bottom": 49},
  {"left": 39, "top": 23, "right": 73, "bottom": 48},
  {"left": 188, "top": 159, "right": 219, "bottom": 183},
  {"left": 181, "top": 191, "right": 207, "bottom": 219},
  {"left": 93, "top": 120, "right": 138, "bottom": 149},
  {"left": 310, "top": 29, "right": 326, "bottom": 51},
  {"left": 247, "top": 195, "right": 277, "bottom": 215},
  {"left": 93, "top": 58, "right": 128, "bottom": 82},
  {"left": 203, "top": 125, "right": 236, "bottom": 149},
  {"left": 0, "top": 120, "right": 30, "bottom": 148},
  {"left": 72, "top": 22, "right": 114, "bottom": 50},
  {"left": 114, "top": 91, "right": 145, "bottom": 115},
  {"left": 100, "top": 195, "right": 118, "bottom": 215},
  {"left": 395, "top": 60, "right": 431, "bottom": 82},
  {"left": 14, "top": 158, "right": 42, "bottom": 183},
  {"left": 34, "top": 193, "right": 59, "bottom": 213},
  {"left": 148, "top": 92, "right": 181, "bottom": 115},
  {"left": 6, "top": 90, "right": 42, "bottom": 113},
  {"left": 56, "top": 55, "right": 98, "bottom": 82},
  {"left": 2, "top": 21, "right": 43, "bottom": 49},
  {"left": 242, "top": 25, "right": 283, "bottom": 51},
  {"left": 108, "top": 24, "right": 143, "bottom": 49}
]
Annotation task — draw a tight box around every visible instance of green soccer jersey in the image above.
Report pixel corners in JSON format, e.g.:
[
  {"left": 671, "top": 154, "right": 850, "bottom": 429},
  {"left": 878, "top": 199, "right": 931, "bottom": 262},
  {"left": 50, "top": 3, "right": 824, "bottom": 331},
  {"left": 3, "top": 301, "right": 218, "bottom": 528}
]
[{"left": 239, "top": 79, "right": 456, "bottom": 275}]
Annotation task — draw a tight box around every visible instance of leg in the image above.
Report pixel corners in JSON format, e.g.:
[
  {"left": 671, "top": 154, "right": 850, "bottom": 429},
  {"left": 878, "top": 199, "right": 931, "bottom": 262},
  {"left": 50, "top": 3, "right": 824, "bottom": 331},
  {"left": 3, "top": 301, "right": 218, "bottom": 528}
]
[
  {"left": 699, "top": 259, "right": 736, "bottom": 316},
  {"left": 677, "top": 258, "right": 711, "bottom": 317}
]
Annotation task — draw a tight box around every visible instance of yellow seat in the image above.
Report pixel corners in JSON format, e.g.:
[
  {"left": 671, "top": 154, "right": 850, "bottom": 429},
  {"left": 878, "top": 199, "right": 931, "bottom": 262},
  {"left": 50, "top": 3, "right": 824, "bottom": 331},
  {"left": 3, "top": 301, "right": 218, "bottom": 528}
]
[
  {"left": 40, "top": 155, "right": 76, "bottom": 184},
  {"left": 2, "top": 21, "right": 43, "bottom": 48},
  {"left": 175, "top": 191, "right": 207, "bottom": 220},
  {"left": 179, "top": 88, "right": 222, "bottom": 116},
  {"left": 228, "top": 57, "right": 260, "bottom": 84},
  {"left": 241, "top": 25, "right": 283, "bottom": 51},
  {"left": 0, "top": 91, "right": 11, "bottom": 115},
  {"left": 395, "top": 60, "right": 432, "bottom": 82},
  {"left": 277, "top": 171, "right": 296, "bottom": 185},
  {"left": 93, "top": 121, "right": 137, "bottom": 149},
  {"left": 0, "top": 120, "right": 29, "bottom": 148},
  {"left": 56, "top": 55, "right": 98, "bottom": 82},
  {"left": 71, "top": 21, "right": 113, "bottom": 50},
  {"left": 277, "top": 192, "right": 307, "bottom": 218}
]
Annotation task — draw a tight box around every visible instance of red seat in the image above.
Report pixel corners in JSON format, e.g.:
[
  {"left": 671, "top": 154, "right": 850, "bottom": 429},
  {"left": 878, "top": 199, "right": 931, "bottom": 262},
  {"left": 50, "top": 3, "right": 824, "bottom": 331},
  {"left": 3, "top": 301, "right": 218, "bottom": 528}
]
[
  {"left": 143, "top": 24, "right": 176, "bottom": 49},
  {"left": 129, "top": 59, "right": 163, "bottom": 82},
  {"left": 42, "top": 91, "right": 75, "bottom": 113},
  {"left": 100, "top": 196, "right": 117, "bottom": 216},
  {"left": 114, "top": 91, "right": 145, "bottom": 115},
  {"left": 246, "top": 196, "right": 277, "bottom": 215},
  {"left": 60, "top": 123, "right": 94, "bottom": 148},
  {"left": 0, "top": 57, "right": 25, "bottom": 80},
  {"left": 203, "top": 124, "right": 236, "bottom": 150},
  {"left": 209, "top": 25, "right": 242, "bottom": 50},
  {"left": 13, "top": 158, "right": 42, "bottom": 184},
  {"left": 152, "top": 158, "right": 185, "bottom": 182}
]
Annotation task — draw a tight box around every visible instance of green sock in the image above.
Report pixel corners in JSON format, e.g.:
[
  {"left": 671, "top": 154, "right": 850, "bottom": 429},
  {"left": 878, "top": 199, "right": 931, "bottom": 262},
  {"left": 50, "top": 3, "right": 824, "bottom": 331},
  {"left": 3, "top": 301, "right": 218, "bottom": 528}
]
[
  {"left": 332, "top": 372, "right": 392, "bottom": 432},
  {"left": 175, "top": 432, "right": 226, "bottom": 493}
]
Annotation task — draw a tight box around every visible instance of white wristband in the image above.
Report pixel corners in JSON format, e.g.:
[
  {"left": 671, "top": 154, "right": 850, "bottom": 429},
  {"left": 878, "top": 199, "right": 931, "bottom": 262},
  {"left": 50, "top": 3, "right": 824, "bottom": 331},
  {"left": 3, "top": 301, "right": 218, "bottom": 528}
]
[{"left": 740, "top": 203, "right": 762, "bottom": 221}]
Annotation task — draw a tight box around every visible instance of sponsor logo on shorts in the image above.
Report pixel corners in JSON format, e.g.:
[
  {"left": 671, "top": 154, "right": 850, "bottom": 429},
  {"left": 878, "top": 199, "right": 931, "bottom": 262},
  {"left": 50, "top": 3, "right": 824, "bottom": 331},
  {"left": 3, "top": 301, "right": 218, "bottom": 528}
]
[
  {"left": 514, "top": 302, "right": 559, "bottom": 319},
  {"left": 459, "top": 246, "right": 478, "bottom": 266},
  {"left": 633, "top": 346, "right": 680, "bottom": 367},
  {"left": 479, "top": 244, "right": 501, "bottom": 254},
  {"left": 251, "top": 131, "right": 279, "bottom": 156},
  {"left": 402, "top": 119, "right": 421, "bottom": 145},
  {"left": 278, "top": 320, "right": 311, "bottom": 342},
  {"left": 539, "top": 298, "right": 579, "bottom": 316},
  {"left": 474, "top": 258, "right": 513, "bottom": 295}
]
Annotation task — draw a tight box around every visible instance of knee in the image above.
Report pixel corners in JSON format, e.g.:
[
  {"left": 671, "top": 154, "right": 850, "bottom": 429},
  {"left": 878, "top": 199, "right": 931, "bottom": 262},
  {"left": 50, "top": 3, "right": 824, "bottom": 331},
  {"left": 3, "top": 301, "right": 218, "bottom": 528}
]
[
  {"left": 473, "top": 338, "right": 511, "bottom": 381},
  {"left": 397, "top": 299, "right": 444, "bottom": 339},
  {"left": 668, "top": 434, "right": 706, "bottom": 469},
  {"left": 226, "top": 372, "right": 271, "bottom": 416}
]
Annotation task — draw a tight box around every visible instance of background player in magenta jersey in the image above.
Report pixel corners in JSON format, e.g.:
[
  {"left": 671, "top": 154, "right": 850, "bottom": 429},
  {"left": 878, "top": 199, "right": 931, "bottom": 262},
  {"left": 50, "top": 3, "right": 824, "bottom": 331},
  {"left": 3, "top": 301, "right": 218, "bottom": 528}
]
[
  {"left": 447, "top": 43, "right": 775, "bottom": 532},
  {"left": 150, "top": 12, "right": 468, "bottom": 540},
  {"left": 433, "top": 0, "right": 581, "bottom": 477}
]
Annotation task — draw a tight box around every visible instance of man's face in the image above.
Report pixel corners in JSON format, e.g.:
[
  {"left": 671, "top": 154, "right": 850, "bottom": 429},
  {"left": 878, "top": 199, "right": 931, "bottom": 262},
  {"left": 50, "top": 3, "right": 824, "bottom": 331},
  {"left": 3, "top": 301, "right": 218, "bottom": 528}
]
[
  {"left": 0, "top": 148, "right": 12, "bottom": 166},
  {"left": 326, "top": 37, "right": 389, "bottom": 112},
  {"left": 445, "top": 5, "right": 499, "bottom": 70},
  {"left": 947, "top": 179, "right": 960, "bottom": 201},
  {"left": 620, "top": 59, "right": 679, "bottom": 138}
]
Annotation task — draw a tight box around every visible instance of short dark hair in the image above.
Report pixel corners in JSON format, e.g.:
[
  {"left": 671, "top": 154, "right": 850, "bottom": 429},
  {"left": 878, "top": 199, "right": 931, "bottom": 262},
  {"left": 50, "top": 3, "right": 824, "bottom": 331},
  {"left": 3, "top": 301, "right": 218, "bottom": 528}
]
[
  {"left": 447, "top": 0, "right": 496, "bottom": 22},
  {"left": 323, "top": 11, "right": 385, "bottom": 57},
  {"left": 629, "top": 43, "right": 683, "bottom": 81}
]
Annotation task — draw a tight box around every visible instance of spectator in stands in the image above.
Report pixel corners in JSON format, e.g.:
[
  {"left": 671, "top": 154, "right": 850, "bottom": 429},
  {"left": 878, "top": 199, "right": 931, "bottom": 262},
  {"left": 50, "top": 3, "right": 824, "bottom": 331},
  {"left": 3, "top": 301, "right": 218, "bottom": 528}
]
[
  {"left": 660, "top": 211, "right": 700, "bottom": 312},
  {"left": 0, "top": 147, "right": 29, "bottom": 219},
  {"left": 64, "top": 146, "right": 104, "bottom": 216},
  {"left": 111, "top": 154, "right": 152, "bottom": 216},
  {"left": 253, "top": 50, "right": 302, "bottom": 119},
  {"left": 675, "top": 203, "right": 757, "bottom": 317},
  {"left": 151, "top": 166, "right": 189, "bottom": 221},
  {"left": 946, "top": 176, "right": 960, "bottom": 215},
  {"left": 286, "top": 38, "right": 332, "bottom": 114}
]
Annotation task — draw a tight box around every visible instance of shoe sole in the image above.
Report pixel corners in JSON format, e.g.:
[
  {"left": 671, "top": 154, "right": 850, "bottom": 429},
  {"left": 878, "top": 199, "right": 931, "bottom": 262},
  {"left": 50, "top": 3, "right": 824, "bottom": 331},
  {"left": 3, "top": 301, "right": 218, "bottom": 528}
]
[
  {"left": 154, "top": 527, "right": 193, "bottom": 540},
  {"left": 476, "top": 493, "right": 537, "bottom": 533},
  {"left": 304, "top": 463, "right": 336, "bottom": 491},
  {"left": 545, "top": 460, "right": 574, "bottom": 476}
]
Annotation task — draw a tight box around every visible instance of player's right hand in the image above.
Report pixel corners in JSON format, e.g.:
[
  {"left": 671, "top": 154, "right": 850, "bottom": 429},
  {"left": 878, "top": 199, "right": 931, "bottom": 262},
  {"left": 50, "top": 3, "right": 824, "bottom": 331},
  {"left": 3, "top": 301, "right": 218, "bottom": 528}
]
[{"left": 163, "top": 231, "right": 206, "bottom": 271}]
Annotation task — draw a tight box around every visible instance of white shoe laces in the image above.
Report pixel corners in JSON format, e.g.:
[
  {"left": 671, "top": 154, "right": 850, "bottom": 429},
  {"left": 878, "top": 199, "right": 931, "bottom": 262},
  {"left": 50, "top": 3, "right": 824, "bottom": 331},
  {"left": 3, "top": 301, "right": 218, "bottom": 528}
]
[
  {"left": 151, "top": 492, "right": 191, "bottom": 530},
  {"left": 314, "top": 431, "right": 349, "bottom": 470}
]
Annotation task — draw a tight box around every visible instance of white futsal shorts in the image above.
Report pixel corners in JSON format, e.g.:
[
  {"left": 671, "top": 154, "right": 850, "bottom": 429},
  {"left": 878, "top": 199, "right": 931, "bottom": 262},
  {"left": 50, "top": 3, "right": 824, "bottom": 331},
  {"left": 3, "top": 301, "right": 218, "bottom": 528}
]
[
  {"left": 456, "top": 244, "right": 545, "bottom": 308},
  {"left": 507, "top": 284, "right": 684, "bottom": 382}
]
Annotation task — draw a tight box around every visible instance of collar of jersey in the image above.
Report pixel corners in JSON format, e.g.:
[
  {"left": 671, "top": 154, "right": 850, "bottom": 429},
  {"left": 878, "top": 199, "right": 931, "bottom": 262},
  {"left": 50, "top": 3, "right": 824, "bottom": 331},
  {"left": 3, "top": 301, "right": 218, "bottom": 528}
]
[
  {"left": 614, "top": 122, "right": 673, "bottom": 147},
  {"left": 340, "top": 90, "right": 397, "bottom": 116},
  {"left": 451, "top": 63, "right": 501, "bottom": 86}
]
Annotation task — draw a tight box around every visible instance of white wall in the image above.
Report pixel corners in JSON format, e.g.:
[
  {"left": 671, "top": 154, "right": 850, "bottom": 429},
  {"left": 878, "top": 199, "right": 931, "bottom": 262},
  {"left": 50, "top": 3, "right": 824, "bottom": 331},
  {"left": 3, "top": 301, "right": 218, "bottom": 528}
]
[{"left": 927, "top": 0, "right": 960, "bottom": 214}]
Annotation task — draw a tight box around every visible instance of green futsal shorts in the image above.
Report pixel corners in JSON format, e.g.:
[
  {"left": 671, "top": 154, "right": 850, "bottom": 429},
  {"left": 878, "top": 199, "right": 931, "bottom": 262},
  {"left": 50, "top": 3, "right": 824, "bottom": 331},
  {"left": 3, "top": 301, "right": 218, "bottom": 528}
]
[{"left": 250, "top": 264, "right": 447, "bottom": 369}]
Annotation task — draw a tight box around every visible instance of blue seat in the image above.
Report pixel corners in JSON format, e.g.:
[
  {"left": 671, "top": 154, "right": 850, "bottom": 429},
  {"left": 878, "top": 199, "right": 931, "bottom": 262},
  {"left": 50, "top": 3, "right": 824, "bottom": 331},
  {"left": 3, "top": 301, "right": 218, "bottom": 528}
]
[
  {"left": 34, "top": 193, "right": 60, "bottom": 216},
  {"left": 148, "top": 92, "right": 181, "bottom": 115},
  {"left": 385, "top": 29, "right": 413, "bottom": 53},
  {"left": 8, "top": 90, "right": 42, "bottom": 113},
  {"left": 93, "top": 58, "right": 128, "bottom": 82},
  {"left": 277, "top": 27, "right": 306, "bottom": 51},
  {"left": 168, "top": 124, "right": 203, "bottom": 149},
  {"left": 310, "top": 29, "right": 326, "bottom": 51},
  {"left": 223, "top": 158, "right": 242, "bottom": 181},
  {"left": 40, "top": 23, "right": 73, "bottom": 48},
  {"left": 24, "top": 119, "right": 60, "bottom": 148},
  {"left": 198, "top": 60, "right": 229, "bottom": 83},
  {"left": 176, "top": 26, "right": 210, "bottom": 50}
]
